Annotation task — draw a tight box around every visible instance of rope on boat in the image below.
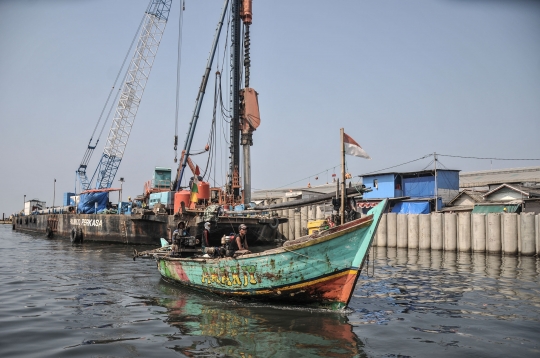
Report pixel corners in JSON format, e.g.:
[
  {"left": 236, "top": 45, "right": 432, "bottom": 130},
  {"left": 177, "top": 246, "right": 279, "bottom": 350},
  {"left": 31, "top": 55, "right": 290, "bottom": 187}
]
[
  {"left": 133, "top": 245, "right": 171, "bottom": 260},
  {"left": 359, "top": 251, "right": 376, "bottom": 278}
]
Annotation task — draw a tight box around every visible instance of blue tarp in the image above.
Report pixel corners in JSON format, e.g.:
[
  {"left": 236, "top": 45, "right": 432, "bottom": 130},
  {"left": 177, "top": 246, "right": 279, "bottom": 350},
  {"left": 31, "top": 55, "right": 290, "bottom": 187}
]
[
  {"left": 391, "top": 201, "right": 430, "bottom": 214},
  {"left": 78, "top": 192, "right": 109, "bottom": 214}
]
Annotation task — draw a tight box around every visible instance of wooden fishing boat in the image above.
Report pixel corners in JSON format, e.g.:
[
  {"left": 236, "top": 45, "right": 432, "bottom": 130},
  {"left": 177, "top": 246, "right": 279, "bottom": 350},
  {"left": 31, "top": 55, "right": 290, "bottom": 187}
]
[{"left": 152, "top": 200, "right": 386, "bottom": 310}]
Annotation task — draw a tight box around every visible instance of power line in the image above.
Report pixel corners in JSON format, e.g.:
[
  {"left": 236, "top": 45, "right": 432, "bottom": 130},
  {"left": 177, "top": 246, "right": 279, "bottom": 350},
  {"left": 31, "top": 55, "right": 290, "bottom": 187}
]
[
  {"left": 272, "top": 154, "right": 434, "bottom": 190},
  {"left": 359, "top": 154, "right": 432, "bottom": 176},
  {"left": 274, "top": 164, "right": 341, "bottom": 189},
  {"left": 438, "top": 154, "right": 540, "bottom": 161},
  {"left": 258, "top": 152, "right": 539, "bottom": 192}
]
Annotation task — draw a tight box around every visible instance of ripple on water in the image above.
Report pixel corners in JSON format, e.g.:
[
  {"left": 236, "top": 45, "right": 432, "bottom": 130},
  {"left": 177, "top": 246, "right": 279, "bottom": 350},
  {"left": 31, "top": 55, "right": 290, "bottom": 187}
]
[{"left": 1, "top": 228, "right": 539, "bottom": 358}]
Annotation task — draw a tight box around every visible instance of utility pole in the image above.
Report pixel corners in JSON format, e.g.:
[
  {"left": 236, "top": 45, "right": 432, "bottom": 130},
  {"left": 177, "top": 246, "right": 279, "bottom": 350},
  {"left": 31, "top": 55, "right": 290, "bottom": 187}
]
[
  {"left": 53, "top": 178, "right": 56, "bottom": 211},
  {"left": 433, "top": 152, "right": 438, "bottom": 211}
]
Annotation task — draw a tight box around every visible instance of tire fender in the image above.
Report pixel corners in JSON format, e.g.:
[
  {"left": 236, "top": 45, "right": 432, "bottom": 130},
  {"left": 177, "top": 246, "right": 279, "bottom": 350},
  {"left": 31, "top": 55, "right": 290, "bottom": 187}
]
[
  {"left": 269, "top": 217, "right": 279, "bottom": 229},
  {"left": 76, "top": 227, "right": 84, "bottom": 242}
]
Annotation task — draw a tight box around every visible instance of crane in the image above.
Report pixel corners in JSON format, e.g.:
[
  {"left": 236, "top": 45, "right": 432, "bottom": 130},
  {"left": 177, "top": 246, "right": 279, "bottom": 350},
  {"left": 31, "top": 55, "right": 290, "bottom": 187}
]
[
  {"left": 77, "top": 0, "right": 172, "bottom": 191},
  {"left": 173, "top": 0, "right": 260, "bottom": 206}
]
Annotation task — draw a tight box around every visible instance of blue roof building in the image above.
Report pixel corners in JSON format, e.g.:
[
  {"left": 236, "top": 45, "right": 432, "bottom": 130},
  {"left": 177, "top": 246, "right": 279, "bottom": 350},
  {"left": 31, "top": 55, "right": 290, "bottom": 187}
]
[{"left": 360, "top": 169, "right": 460, "bottom": 213}]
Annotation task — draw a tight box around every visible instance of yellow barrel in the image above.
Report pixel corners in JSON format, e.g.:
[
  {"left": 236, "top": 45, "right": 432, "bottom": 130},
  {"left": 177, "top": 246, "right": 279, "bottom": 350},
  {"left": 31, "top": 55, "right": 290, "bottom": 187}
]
[{"left": 307, "top": 220, "right": 328, "bottom": 235}]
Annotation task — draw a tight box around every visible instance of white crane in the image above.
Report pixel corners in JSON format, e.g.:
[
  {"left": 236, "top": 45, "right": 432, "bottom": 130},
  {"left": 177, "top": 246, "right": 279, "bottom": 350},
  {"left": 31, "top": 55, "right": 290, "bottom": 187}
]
[{"left": 77, "top": 0, "right": 173, "bottom": 190}]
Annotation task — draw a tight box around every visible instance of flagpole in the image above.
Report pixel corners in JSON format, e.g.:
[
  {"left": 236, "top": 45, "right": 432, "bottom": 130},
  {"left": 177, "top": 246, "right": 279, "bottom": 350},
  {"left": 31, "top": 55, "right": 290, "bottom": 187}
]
[{"left": 340, "top": 128, "right": 346, "bottom": 225}]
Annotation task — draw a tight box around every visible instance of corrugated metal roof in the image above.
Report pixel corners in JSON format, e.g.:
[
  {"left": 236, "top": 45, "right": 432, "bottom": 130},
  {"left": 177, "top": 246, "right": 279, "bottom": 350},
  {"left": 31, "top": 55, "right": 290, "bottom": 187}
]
[
  {"left": 448, "top": 190, "right": 486, "bottom": 205},
  {"left": 252, "top": 182, "right": 361, "bottom": 200},
  {"left": 483, "top": 183, "right": 540, "bottom": 198},
  {"left": 460, "top": 166, "right": 540, "bottom": 188},
  {"left": 362, "top": 169, "right": 459, "bottom": 178},
  {"left": 465, "top": 190, "right": 486, "bottom": 202}
]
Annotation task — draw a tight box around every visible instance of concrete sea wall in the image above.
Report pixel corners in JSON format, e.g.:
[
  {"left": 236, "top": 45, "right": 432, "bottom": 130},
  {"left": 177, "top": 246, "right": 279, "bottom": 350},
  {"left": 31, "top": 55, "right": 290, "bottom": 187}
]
[
  {"left": 273, "top": 202, "right": 539, "bottom": 256},
  {"left": 374, "top": 212, "right": 540, "bottom": 255}
]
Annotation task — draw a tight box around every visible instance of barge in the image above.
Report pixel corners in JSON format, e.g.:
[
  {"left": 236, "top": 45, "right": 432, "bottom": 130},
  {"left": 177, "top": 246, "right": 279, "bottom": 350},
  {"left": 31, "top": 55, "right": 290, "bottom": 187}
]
[{"left": 12, "top": 210, "right": 284, "bottom": 246}]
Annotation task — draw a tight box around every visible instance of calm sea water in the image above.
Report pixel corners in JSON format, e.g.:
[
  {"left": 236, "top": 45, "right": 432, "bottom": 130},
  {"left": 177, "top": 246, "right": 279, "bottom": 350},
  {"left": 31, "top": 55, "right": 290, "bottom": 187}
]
[{"left": 1, "top": 225, "right": 539, "bottom": 357}]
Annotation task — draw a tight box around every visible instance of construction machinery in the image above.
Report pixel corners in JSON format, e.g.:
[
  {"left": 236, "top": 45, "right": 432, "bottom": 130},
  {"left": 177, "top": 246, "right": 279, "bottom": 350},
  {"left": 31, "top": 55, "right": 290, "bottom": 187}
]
[{"left": 76, "top": 0, "right": 173, "bottom": 191}]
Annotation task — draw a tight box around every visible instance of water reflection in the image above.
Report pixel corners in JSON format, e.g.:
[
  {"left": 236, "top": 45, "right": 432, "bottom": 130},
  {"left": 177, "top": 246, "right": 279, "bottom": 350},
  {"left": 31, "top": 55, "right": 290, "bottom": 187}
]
[
  {"left": 2, "top": 227, "right": 539, "bottom": 358},
  {"left": 150, "top": 284, "right": 367, "bottom": 358},
  {"left": 372, "top": 247, "right": 540, "bottom": 280},
  {"left": 354, "top": 248, "right": 540, "bottom": 323}
]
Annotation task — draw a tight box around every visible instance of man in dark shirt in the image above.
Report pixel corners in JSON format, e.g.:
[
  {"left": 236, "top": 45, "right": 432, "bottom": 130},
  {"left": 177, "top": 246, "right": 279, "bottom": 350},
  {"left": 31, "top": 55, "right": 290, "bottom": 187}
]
[{"left": 235, "top": 224, "right": 249, "bottom": 251}]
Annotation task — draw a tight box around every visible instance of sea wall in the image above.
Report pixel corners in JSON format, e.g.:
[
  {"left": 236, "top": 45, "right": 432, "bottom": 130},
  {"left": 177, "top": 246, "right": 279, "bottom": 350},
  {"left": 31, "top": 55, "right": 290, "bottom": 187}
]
[
  {"left": 274, "top": 203, "right": 324, "bottom": 241},
  {"left": 373, "top": 212, "right": 540, "bottom": 255},
  {"left": 275, "top": 205, "right": 540, "bottom": 256}
]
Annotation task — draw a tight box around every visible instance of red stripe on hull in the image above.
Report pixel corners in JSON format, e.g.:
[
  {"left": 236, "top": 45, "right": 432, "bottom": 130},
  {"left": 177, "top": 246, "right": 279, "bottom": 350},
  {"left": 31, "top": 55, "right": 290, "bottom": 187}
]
[{"left": 302, "top": 270, "right": 359, "bottom": 305}]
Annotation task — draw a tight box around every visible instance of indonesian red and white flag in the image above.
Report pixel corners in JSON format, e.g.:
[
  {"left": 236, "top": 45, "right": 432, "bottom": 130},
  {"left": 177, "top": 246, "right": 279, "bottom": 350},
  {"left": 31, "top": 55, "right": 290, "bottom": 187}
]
[{"left": 344, "top": 132, "right": 371, "bottom": 159}]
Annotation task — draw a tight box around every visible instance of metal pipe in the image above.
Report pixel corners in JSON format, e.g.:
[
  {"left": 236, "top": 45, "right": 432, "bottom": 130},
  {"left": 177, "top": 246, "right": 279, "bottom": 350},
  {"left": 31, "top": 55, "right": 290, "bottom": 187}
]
[
  {"left": 229, "top": 0, "right": 241, "bottom": 197},
  {"left": 253, "top": 187, "right": 367, "bottom": 211},
  {"left": 243, "top": 143, "right": 251, "bottom": 203}
]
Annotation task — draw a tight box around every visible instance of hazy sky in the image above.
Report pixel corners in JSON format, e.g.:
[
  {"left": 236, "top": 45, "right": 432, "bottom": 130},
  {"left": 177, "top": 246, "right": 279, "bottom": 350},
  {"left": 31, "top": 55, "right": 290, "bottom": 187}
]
[{"left": 1, "top": 0, "right": 539, "bottom": 215}]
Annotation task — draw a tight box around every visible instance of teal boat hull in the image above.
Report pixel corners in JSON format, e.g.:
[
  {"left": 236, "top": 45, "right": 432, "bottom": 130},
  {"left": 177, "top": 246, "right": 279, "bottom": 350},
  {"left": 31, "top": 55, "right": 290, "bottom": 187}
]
[{"left": 155, "top": 200, "right": 386, "bottom": 309}]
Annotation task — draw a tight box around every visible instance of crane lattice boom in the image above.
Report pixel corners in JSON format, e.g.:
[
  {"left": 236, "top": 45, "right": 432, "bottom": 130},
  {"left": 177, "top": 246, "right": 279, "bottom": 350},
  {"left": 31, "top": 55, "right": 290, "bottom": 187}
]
[{"left": 79, "top": 0, "right": 172, "bottom": 190}]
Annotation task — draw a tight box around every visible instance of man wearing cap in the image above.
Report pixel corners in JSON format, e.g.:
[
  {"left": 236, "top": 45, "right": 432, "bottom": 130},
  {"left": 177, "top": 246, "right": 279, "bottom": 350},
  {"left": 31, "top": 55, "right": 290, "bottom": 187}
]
[
  {"left": 171, "top": 222, "right": 188, "bottom": 254},
  {"left": 235, "top": 224, "right": 249, "bottom": 251}
]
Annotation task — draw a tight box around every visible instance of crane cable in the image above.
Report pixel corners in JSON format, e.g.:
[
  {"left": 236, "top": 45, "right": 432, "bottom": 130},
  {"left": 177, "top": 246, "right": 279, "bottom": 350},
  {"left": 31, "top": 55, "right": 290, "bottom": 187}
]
[
  {"left": 219, "top": 9, "right": 232, "bottom": 120},
  {"left": 201, "top": 71, "right": 220, "bottom": 180},
  {"left": 87, "top": 0, "right": 154, "bottom": 147},
  {"left": 97, "top": 70, "right": 129, "bottom": 141},
  {"left": 174, "top": 0, "right": 185, "bottom": 163},
  {"left": 189, "top": 70, "right": 220, "bottom": 181}
]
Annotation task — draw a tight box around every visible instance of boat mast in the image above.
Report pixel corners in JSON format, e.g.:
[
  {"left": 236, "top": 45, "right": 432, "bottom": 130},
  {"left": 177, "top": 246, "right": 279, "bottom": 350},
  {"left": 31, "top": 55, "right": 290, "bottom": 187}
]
[{"left": 340, "top": 128, "right": 346, "bottom": 225}]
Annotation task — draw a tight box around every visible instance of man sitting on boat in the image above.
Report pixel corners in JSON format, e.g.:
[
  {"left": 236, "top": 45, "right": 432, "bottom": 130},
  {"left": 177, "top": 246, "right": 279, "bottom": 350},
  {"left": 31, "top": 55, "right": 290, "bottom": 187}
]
[
  {"left": 178, "top": 221, "right": 189, "bottom": 236},
  {"left": 201, "top": 222, "right": 220, "bottom": 258},
  {"left": 171, "top": 222, "right": 189, "bottom": 255},
  {"left": 172, "top": 221, "right": 188, "bottom": 241},
  {"left": 234, "top": 224, "right": 250, "bottom": 253}
]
